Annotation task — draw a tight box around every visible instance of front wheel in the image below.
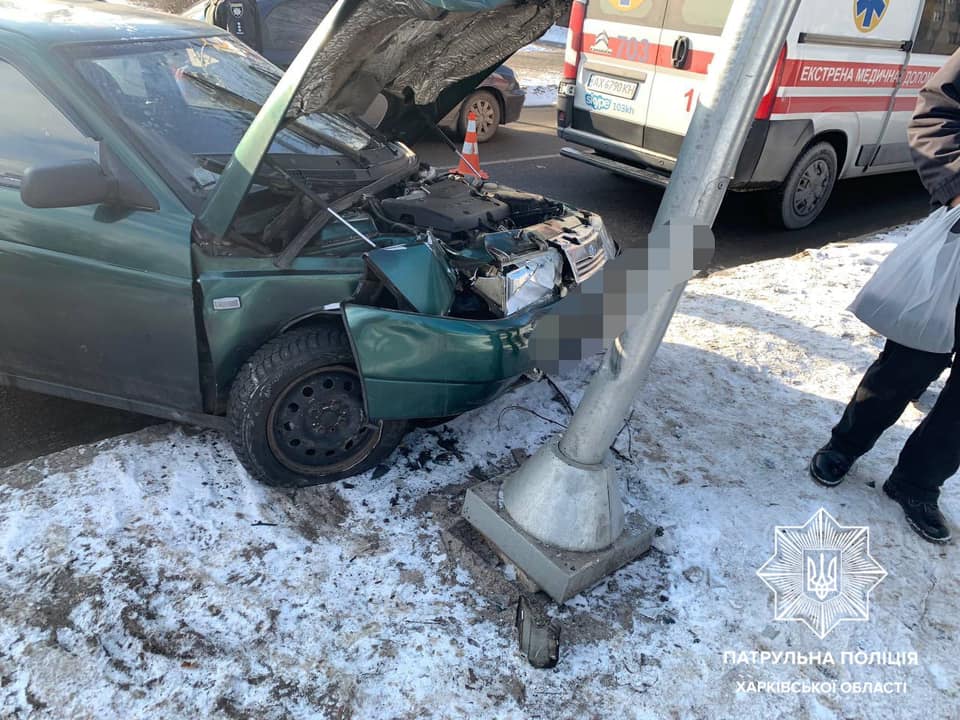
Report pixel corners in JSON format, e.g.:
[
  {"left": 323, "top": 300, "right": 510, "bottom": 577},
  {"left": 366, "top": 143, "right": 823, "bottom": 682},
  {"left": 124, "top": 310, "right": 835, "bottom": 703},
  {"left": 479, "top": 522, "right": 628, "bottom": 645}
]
[
  {"left": 770, "top": 141, "right": 838, "bottom": 230},
  {"left": 228, "top": 326, "right": 406, "bottom": 487}
]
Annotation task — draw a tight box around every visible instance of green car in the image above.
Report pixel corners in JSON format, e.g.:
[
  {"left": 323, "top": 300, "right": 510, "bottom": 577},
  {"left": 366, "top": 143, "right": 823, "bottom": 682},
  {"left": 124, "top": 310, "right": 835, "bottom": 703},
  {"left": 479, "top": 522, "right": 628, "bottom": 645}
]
[{"left": 0, "top": 0, "right": 614, "bottom": 486}]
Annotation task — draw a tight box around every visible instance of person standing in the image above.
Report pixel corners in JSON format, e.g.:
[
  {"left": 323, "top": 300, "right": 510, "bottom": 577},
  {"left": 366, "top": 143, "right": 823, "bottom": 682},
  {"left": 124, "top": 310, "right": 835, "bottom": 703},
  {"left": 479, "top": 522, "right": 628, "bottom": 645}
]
[
  {"left": 204, "top": 0, "right": 263, "bottom": 54},
  {"left": 809, "top": 49, "right": 960, "bottom": 544}
]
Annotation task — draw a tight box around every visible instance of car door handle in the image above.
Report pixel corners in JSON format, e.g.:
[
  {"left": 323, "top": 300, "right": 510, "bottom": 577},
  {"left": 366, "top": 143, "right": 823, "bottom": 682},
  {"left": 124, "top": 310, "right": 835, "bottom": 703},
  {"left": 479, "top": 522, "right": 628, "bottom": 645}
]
[{"left": 672, "top": 36, "right": 691, "bottom": 69}]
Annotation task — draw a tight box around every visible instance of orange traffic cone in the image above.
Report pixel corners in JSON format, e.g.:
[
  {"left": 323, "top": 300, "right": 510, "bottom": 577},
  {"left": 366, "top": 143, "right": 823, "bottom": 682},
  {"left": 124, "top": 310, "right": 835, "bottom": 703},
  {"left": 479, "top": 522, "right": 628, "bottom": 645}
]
[{"left": 451, "top": 111, "right": 489, "bottom": 179}]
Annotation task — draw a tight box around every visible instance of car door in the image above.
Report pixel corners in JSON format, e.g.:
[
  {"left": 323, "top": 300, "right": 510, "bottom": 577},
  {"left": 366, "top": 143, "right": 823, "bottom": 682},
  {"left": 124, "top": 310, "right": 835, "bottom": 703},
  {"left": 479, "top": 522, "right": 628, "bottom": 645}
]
[
  {"left": 852, "top": 0, "right": 929, "bottom": 175},
  {"left": 573, "top": 0, "right": 669, "bottom": 151},
  {"left": 643, "top": 0, "right": 733, "bottom": 159},
  {"left": 0, "top": 58, "right": 203, "bottom": 412},
  {"left": 877, "top": 0, "right": 960, "bottom": 171}
]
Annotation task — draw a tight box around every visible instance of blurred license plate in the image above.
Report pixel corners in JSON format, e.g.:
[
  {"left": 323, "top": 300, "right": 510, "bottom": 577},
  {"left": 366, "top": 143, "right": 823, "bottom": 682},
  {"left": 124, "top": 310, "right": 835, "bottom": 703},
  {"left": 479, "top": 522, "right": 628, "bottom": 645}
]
[{"left": 587, "top": 74, "right": 638, "bottom": 99}]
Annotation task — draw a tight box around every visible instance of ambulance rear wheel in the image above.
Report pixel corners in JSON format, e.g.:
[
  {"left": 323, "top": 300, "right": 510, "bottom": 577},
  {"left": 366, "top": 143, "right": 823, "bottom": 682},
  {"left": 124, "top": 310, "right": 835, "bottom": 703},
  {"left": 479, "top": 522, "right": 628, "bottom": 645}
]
[{"left": 771, "top": 141, "right": 838, "bottom": 230}]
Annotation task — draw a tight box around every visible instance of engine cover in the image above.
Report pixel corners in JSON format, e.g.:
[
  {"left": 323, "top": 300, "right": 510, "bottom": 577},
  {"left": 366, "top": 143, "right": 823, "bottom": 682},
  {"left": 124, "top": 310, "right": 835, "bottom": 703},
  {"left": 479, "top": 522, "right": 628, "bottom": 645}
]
[{"left": 380, "top": 179, "right": 510, "bottom": 233}]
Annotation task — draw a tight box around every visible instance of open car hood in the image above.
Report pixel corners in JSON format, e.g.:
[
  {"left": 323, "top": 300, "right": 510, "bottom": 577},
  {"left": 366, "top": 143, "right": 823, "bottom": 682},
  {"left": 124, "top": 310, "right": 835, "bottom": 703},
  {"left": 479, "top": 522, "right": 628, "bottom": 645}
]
[
  {"left": 198, "top": 0, "right": 565, "bottom": 239},
  {"left": 291, "top": 0, "right": 564, "bottom": 134}
]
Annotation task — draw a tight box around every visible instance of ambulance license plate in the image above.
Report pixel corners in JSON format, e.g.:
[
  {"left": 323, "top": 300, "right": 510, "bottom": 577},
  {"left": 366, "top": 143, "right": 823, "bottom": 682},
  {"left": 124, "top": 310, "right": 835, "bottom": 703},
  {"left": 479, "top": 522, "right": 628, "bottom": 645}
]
[{"left": 587, "top": 73, "right": 638, "bottom": 100}]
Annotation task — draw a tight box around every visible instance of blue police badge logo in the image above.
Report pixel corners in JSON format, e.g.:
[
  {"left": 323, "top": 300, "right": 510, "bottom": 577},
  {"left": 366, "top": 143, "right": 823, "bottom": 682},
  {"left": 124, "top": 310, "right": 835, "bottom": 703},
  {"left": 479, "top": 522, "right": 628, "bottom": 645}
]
[{"left": 855, "top": 0, "right": 888, "bottom": 33}]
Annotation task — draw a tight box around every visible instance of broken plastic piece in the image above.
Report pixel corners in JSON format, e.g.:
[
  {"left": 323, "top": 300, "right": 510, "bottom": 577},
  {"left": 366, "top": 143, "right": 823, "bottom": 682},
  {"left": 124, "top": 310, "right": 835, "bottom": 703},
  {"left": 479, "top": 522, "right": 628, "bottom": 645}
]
[{"left": 514, "top": 596, "right": 560, "bottom": 669}]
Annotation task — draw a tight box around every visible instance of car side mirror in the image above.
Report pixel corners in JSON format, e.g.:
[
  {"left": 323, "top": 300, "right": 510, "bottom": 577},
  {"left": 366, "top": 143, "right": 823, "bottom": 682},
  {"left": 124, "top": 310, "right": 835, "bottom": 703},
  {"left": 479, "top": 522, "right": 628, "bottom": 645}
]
[
  {"left": 20, "top": 160, "right": 116, "bottom": 209},
  {"left": 20, "top": 143, "right": 158, "bottom": 211}
]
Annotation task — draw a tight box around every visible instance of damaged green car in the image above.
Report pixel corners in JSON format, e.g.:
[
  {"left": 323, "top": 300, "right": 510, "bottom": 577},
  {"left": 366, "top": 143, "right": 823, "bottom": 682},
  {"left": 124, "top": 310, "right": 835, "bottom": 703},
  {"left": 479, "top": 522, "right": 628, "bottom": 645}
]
[{"left": 0, "top": 0, "right": 615, "bottom": 486}]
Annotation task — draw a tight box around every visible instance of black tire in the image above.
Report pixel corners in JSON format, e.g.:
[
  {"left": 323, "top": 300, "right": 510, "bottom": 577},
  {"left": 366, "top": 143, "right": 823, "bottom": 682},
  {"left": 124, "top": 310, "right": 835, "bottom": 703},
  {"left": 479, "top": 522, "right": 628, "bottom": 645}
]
[
  {"left": 227, "top": 326, "right": 406, "bottom": 487},
  {"left": 770, "top": 141, "right": 838, "bottom": 230},
  {"left": 458, "top": 90, "right": 502, "bottom": 143}
]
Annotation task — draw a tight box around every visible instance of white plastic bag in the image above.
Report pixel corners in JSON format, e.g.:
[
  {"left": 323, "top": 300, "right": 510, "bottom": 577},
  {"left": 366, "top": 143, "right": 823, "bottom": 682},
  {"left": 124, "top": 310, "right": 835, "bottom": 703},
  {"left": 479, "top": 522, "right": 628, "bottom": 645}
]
[{"left": 849, "top": 205, "right": 960, "bottom": 354}]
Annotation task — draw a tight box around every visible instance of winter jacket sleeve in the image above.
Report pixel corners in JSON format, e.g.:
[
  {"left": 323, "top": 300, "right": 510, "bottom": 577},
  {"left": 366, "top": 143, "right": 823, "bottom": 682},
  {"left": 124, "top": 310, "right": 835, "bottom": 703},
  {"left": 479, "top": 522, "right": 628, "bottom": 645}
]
[{"left": 909, "top": 48, "right": 960, "bottom": 207}]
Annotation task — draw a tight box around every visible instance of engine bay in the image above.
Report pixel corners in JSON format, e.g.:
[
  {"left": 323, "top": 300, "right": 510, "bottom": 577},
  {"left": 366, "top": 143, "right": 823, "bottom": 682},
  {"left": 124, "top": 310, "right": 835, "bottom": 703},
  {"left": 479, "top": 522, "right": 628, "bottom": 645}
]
[
  {"left": 378, "top": 178, "right": 511, "bottom": 233},
  {"left": 206, "top": 169, "right": 617, "bottom": 320},
  {"left": 367, "top": 174, "right": 615, "bottom": 319}
]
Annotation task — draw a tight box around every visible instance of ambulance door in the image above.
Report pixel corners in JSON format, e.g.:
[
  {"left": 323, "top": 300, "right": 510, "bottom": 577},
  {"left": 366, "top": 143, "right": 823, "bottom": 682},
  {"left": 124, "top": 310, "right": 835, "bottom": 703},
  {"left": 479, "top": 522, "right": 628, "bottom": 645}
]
[
  {"left": 888, "top": 0, "right": 960, "bottom": 169},
  {"left": 643, "top": 0, "right": 733, "bottom": 160},
  {"left": 573, "top": 0, "right": 669, "bottom": 152},
  {"left": 857, "top": 0, "right": 931, "bottom": 175},
  {"left": 772, "top": 0, "right": 919, "bottom": 179}
]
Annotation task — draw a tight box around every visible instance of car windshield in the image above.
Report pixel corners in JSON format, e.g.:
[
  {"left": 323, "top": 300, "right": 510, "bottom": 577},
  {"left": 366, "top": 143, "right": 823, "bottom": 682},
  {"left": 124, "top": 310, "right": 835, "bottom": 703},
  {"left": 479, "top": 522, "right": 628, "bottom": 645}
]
[{"left": 68, "top": 36, "right": 382, "bottom": 203}]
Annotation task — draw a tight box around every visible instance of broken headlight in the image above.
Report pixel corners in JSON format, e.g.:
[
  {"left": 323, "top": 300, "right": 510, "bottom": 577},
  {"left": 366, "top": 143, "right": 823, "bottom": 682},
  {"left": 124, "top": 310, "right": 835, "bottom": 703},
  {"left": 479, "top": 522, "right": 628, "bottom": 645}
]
[{"left": 472, "top": 249, "right": 564, "bottom": 316}]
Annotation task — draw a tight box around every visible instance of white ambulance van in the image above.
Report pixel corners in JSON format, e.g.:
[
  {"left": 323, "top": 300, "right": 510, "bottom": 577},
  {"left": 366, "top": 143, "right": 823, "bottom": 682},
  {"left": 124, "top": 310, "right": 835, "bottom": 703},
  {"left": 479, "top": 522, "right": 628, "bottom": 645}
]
[{"left": 557, "top": 0, "right": 959, "bottom": 228}]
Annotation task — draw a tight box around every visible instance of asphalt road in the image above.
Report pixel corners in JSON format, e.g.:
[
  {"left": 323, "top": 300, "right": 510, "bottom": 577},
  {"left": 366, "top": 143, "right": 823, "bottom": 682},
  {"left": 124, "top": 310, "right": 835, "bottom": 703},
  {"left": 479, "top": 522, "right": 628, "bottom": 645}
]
[{"left": 0, "top": 106, "right": 931, "bottom": 468}]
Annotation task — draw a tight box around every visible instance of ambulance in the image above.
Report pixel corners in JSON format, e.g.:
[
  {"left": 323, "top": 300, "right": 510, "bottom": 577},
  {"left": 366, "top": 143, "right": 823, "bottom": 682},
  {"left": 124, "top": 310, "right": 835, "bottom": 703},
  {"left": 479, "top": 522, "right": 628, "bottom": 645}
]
[{"left": 556, "top": 0, "right": 960, "bottom": 228}]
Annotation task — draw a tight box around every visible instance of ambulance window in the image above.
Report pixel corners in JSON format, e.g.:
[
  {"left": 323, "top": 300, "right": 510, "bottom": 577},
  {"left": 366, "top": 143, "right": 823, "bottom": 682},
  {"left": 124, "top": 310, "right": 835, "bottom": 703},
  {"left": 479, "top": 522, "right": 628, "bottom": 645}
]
[
  {"left": 666, "top": 0, "right": 733, "bottom": 36},
  {"left": 586, "top": 0, "right": 665, "bottom": 26},
  {"left": 916, "top": 0, "right": 960, "bottom": 56}
]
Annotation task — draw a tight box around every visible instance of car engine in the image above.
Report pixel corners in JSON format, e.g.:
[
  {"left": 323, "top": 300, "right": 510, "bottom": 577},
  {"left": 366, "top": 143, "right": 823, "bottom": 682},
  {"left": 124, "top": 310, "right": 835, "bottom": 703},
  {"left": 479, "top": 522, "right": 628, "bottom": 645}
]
[
  {"left": 378, "top": 178, "right": 511, "bottom": 233},
  {"left": 214, "top": 170, "right": 616, "bottom": 320},
  {"left": 365, "top": 175, "right": 616, "bottom": 318}
]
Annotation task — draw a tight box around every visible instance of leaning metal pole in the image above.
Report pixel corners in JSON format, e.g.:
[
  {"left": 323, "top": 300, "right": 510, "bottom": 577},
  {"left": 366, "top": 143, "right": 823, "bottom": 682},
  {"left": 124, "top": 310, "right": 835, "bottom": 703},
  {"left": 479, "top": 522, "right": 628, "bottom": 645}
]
[
  {"left": 557, "top": 0, "right": 802, "bottom": 467},
  {"left": 463, "top": 0, "right": 803, "bottom": 602}
]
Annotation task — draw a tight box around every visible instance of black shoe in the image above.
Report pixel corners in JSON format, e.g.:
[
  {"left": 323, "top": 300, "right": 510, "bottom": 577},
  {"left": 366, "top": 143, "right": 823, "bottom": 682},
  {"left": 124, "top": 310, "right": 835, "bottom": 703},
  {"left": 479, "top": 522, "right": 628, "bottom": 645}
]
[
  {"left": 882, "top": 480, "right": 952, "bottom": 544},
  {"left": 809, "top": 443, "right": 856, "bottom": 487}
]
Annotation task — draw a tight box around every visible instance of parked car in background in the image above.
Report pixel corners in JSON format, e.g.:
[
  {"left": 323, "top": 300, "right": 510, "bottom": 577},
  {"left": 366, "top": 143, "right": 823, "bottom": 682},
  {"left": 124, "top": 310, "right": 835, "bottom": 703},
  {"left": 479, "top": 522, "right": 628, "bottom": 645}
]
[
  {"left": 0, "top": 0, "right": 605, "bottom": 487},
  {"left": 184, "top": 0, "right": 525, "bottom": 141}
]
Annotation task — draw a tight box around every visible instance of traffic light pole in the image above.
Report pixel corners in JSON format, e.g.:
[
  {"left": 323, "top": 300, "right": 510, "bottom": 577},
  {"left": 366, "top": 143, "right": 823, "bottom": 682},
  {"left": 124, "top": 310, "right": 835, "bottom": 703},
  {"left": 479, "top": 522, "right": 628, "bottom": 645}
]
[{"left": 463, "top": 0, "right": 803, "bottom": 602}]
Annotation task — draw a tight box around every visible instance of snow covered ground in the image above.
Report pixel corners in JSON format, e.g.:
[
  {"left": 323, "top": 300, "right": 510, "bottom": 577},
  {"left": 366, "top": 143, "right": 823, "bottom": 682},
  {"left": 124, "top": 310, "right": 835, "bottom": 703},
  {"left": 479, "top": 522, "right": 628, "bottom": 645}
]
[
  {"left": 3, "top": 224, "right": 959, "bottom": 719},
  {"left": 512, "top": 27, "right": 565, "bottom": 107},
  {"left": 517, "top": 76, "right": 559, "bottom": 108}
]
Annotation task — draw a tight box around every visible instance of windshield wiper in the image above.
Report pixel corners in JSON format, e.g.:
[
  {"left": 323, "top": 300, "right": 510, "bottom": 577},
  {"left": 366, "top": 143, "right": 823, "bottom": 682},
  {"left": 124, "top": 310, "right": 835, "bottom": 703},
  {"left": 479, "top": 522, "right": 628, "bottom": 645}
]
[
  {"left": 246, "top": 62, "right": 282, "bottom": 83},
  {"left": 179, "top": 69, "right": 263, "bottom": 115},
  {"left": 195, "top": 154, "right": 287, "bottom": 192},
  {"left": 279, "top": 117, "right": 371, "bottom": 168}
]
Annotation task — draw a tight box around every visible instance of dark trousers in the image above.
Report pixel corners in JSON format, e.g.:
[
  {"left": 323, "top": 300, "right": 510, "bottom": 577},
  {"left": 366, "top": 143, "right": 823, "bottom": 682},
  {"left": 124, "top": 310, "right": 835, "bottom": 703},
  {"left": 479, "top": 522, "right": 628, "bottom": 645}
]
[{"left": 831, "top": 340, "right": 959, "bottom": 501}]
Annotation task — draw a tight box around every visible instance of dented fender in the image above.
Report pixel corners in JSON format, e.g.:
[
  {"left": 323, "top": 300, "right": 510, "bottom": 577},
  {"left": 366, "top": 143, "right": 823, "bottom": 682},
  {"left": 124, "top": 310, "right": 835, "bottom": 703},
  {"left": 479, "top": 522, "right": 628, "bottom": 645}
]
[{"left": 342, "top": 303, "right": 549, "bottom": 420}]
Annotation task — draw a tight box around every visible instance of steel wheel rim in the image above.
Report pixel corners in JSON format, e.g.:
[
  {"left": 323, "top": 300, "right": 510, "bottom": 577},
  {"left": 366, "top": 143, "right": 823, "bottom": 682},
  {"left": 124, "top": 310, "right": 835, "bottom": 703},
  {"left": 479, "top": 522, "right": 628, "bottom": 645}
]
[
  {"left": 267, "top": 365, "right": 382, "bottom": 475},
  {"left": 470, "top": 97, "right": 497, "bottom": 140},
  {"left": 793, "top": 159, "right": 831, "bottom": 216}
]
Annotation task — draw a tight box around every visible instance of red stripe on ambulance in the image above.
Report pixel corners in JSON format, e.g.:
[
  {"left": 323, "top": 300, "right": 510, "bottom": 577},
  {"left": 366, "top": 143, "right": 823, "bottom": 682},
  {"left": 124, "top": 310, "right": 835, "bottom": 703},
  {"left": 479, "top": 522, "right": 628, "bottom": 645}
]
[
  {"left": 581, "top": 33, "right": 714, "bottom": 75},
  {"left": 563, "top": 0, "right": 588, "bottom": 82},
  {"left": 582, "top": 35, "right": 940, "bottom": 93},
  {"left": 772, "top": 94, "right": 919, "bottom": 115}
]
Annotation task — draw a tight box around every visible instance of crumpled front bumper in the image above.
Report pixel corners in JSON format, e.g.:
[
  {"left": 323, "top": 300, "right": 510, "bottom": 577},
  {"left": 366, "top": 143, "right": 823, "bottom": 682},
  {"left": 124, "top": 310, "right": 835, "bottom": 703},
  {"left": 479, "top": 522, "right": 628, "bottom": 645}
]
[
  {"left": 342, "top": 209, "right": 615, "bottom": 421},
  {"left": 343, "top": 302, "right": 552, "bottom": 420}
]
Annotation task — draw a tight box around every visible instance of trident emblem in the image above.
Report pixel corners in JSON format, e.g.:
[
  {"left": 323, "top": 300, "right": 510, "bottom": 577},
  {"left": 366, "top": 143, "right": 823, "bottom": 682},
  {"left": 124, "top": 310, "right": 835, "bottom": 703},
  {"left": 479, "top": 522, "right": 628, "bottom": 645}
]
[
  {"left": 804, "top": 550, "right": 839, "bottom": 601},
  {"left": 759, "top": 509, "right": 886, "bottom": 638}
]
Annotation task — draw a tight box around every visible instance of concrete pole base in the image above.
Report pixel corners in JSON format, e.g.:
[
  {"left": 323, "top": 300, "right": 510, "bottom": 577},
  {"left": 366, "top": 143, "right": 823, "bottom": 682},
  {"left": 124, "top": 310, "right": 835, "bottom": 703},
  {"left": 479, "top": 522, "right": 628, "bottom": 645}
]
[
  {"left": 462, "top": 480, "right": 654, "bottom": 603},
  {"left": 502, "top": 438, "right": 624, "bottom": 552}
]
